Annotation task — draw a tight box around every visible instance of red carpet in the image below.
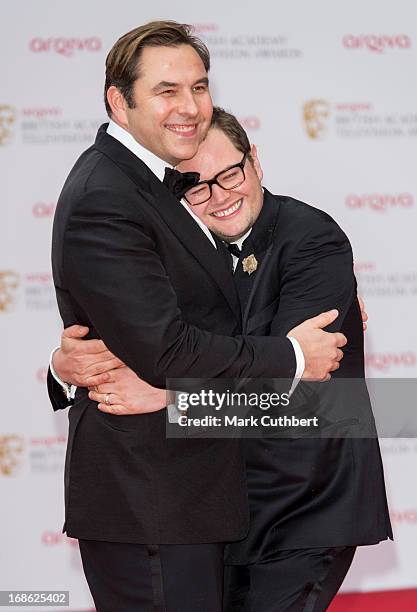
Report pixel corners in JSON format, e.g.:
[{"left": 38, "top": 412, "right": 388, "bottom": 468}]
[{"left": 329, "top": 588, "right": 417, "bottom": 611}]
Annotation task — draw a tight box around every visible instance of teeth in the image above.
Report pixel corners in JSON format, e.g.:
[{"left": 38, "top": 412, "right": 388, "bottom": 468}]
[
  {"left": 167, "top": 125, "right": 196, "bottom": 132},
  {"left": 212, "top": 199, "right": 242, "bottom": 218}
]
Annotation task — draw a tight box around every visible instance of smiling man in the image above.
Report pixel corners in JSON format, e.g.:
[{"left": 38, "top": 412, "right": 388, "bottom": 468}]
[
  {"left": 48, "top": 22, "right": 349, "bottom": 612},
  {"left": 178, "top": 109, "right": 392, "bottom": 611}
]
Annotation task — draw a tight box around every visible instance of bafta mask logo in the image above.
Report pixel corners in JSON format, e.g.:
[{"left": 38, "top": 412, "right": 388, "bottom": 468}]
[
  {"left": 0, "top": 270, "right": 20, "bottom": 312},
  {"left": 0, "top": 105, "right": 16, "bottom": 145},
  {"left": 0, "top": 435, "right": 25, "bottom": 476},
  {"left": 303, "top": 99, "right": 331, "bottom": 139}
]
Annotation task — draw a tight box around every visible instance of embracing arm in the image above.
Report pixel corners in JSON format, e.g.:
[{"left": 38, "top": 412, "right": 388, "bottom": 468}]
[
  {"left": 61, "top": 189, "right": 295, "bottom": 389},
  {"left": 48, "top": 192, "right": 352, "bottom": 412},
  {"left": 272, "top": 209, "right": 357, "bottom": 340}
]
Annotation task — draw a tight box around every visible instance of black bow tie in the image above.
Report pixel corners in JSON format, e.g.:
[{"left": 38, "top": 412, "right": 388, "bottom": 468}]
[
  {"left": 163, "top": 167, "right": 200, "bottom": 200},
  {"left": 226, "top": 243, "right": 242, "bottom": 259}
]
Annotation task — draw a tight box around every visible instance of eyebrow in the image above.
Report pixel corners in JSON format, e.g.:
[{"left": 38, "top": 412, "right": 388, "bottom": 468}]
[
  {"left": 193, "top": 77, "right": 209, "bottom": 87},
  {"left": 153, "top": 81, "right": 177, "bottom": 91},
  {"left": 152, "top": 77, "right": 209, "bottom": 93},
  {"left": 195, "top": 153, "right": 247, "bottom": 184}
]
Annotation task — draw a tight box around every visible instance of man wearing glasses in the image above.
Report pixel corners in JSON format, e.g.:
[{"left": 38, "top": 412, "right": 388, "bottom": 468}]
[{"left": 52, "top": 107, "right": 391, "bottom": 610}]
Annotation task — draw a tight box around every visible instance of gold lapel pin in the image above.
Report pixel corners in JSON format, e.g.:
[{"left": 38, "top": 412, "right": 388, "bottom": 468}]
[{"left": 242, "top": 254, "right": 258, "bottom": 275}]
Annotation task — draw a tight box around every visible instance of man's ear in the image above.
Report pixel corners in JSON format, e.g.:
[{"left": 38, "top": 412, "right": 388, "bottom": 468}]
[
  {"left": 106, "top": 86, "right": 129, "bottom": 129},
  {"left": 250, "top": 144, "right": 263, "bottom": 182}
]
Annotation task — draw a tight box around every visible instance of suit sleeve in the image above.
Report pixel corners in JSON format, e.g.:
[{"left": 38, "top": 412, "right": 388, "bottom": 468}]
[
  {"left": 47, "top": 367, "right": 72, "bottom": 411},
  {"left": 62, "top": 189, "right": 295, "bottom": 390},
  {"left": 268, "top": 209, "right": 372, "bottom": 438},
  {"left": 270, "top": 211, "right": 356, "bottom": 337}
]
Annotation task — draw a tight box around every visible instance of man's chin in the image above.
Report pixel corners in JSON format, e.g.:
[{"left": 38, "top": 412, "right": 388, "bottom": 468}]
[
  {"left": 170, "top": 142, "right": 200, "bottom": 164},
  {"left": 212, "top": 225, "right": 251, "bottom": 243}
]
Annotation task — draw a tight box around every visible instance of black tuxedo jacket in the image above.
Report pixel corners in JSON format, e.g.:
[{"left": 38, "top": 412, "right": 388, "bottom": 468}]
[
  {"left": 225, "top": 190, "right": 393, "bottom": 563},
  {"left": 48, "top": 125, "right": 296, "bottom": 544}
]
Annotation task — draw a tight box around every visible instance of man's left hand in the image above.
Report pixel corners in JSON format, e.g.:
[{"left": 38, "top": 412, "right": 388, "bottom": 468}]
[{"left": 88, "top": 366, "right": 167, "bottom": 415}]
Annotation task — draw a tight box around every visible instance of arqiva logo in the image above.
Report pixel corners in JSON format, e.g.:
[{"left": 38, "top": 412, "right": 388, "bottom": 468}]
[
  {"left": 390, "top": 510, "right": 417, "bottom": 524},
  {"left": 353, "top": 261, "right": 376, "bottom": 272},
  {"left": 343, "top": 34, "right": 411, "bottom": 53},
  {"left": 32, "top": 202, "right": 56, "bottom": 218},
  {"left": 41, "top": 532, "right": 79, "bottom": 547},
  {"left": 192, "top": 23, "right": 219, "bottom": 33},
  {"left": 29, "top": 37, "right": 102, "bottom": 57},
  {"left": 36, "top": 367, "right": 48, "bottom": 383},
  {"left": 366, "top": 352, "right": 416, "bottom": 372},
  {"left": 238, "top": 116, "right": 261, "bottom": 130},
  {"left": 346, "top": 193, "right": 414, "bottom": 212}
]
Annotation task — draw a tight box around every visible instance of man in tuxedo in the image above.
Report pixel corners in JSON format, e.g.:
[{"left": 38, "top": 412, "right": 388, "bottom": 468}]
[
  {"left": 177, "top": 108, "right": 393, "bottom": 611},
  {"left": 48, "top": 22, "right": 347, "bottom": 612},
  {"left": 55, "top": 108, "right": 392, "bottom": 611}
]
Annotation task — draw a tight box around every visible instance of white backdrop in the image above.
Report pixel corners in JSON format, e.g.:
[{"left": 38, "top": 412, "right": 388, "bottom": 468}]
[{"left": 1, "top": 1, "right": 416, "bottom": 609}]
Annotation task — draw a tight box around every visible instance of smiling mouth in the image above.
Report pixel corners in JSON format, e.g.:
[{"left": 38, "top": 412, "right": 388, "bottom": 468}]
[
  {"left": 165, "top": 124, "right": 198, "bottom": 137},
  {"left": 210, "top": 199, "right": 243, "bottom": 219}
]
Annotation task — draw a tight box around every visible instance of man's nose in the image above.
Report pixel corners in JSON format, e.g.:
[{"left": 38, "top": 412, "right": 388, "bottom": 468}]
[
  {"left": 210, "top": 183, "right": 230, "bottom": 206},
  {"left": 177, "top": 90, "right": 199, "bottom": 116}
]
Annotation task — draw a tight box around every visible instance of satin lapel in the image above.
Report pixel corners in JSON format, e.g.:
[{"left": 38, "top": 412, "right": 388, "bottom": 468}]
[
  {"left": 149, "top": 178, "right": 241, "bottom": 318},
  {"left": 234, "top": 190, "right": 281, "bottom": 331},
  {"left": 241, "top": 244, "right": 274, "bottom": 332},
  {"left": 94, "top": 125, "right": 241, "bottom": 319}
]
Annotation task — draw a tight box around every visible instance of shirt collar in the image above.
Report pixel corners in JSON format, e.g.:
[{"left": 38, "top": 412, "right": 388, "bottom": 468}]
[
  {"left": 233, "top": 228, "right": 252, "bottom": 251},
  {"left": 223, "top": 188, "right": 265, "bottom": 251},
  {"left": 106, "top": 120, "right": 217, "bottom": 249},
  {"left": 106, "top": 119, "right": 167, "bottom": 181}
]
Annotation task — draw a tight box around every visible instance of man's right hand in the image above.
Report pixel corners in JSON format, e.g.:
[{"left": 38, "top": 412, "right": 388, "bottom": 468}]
[
  {"left": 288, "top": 309, "right": 347, "bottom": 381},
  {"left": 52, "top": 325, "right": 125, "bottom": 387}
]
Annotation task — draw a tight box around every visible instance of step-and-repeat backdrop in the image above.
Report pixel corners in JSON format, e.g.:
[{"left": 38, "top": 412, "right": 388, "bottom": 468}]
[{"left": 1, "top": 1, "right": 416, "bottom": 609}]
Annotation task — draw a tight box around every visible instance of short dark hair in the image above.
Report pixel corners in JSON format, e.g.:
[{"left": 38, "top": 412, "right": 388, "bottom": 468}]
[
  {"left": 104, "top": 20, "right": 210, "bottom": 117},
  {"left": 210, "top": 107, "right": 252, "bottom": 160}
]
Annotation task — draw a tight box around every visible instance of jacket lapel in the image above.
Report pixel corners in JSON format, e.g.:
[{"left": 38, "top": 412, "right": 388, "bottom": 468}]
[
  {"left": 233, "top": 190, "right": 281, "bottom": 331},
  {"left": 94, "top": 125, "right": 241, "bottom": 319}
]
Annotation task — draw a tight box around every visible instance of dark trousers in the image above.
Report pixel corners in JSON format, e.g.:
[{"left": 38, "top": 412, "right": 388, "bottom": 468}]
[
  {"left": 223, "top": 547, "right": 356, "bottom": 612},
  {"left": 79, "top": 539, "right": 224, "bottom": 612}
]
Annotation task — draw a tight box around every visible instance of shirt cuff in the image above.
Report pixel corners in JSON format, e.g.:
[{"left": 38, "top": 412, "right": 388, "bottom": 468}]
[
  {"left": 49, "top": 346, "right": 77, "bottom": 400},
  {"left": 167, "top": 390, "right": 188, "bottom": 423},
  {"left": 286, "top": 336, "right": 305, "bottom": 395}
]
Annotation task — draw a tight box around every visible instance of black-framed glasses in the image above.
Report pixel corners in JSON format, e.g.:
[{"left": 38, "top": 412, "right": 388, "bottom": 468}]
[{"left": 184, "top": 152, "right": 249, "bottom": 206}]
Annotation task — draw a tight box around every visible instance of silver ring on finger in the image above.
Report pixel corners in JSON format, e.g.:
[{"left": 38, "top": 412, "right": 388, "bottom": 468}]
[{"left": 105, "top": 393, "right": 111, "bottom": 406}]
